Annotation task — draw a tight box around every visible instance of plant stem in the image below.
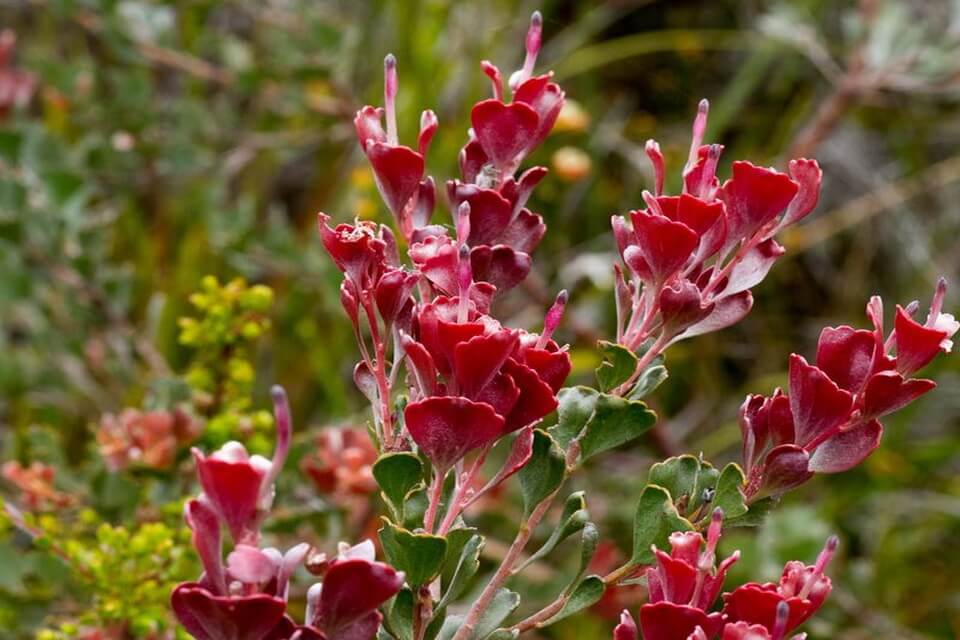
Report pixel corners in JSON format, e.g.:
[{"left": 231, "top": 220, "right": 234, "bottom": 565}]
[{"left": 423, "top": 469, "right": 446, "bottom": 533}]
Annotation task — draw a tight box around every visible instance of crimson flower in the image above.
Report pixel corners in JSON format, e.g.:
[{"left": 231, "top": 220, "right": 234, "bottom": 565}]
[
  {"left": 191, "top": 386, "right": 290, "bottom": 546},
  {"left": 403, "top": 290, "right": 571, "bottom": 471},
  {"left": 354, "top": 54, "right": 437, "bottom": 238},
  {"left": 722, "top": 537, "right": 837, "bottom": 638},
  {"left": 611, "top": 100, "right": 821, "bottom": 352},
  {"left": 718, "top": 601, "right": 807, "bottom": 640},
  {"left": 741, "top": 281, "right": 956, "bottom": 498},
  {"left": 638, "top": 510, "right": 739, "bottom": 640}
]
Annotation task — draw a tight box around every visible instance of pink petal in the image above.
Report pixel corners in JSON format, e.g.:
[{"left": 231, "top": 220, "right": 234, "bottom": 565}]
[
  {"left": 366, "top": 142, "right": 425, "bottom": 218},
  {"left": 499, "top": 208, "right": 546, "bottom": 254},
  {"left": 894, "top": 305, "right": 950, "bottom": 374},
  {"left": 314, "top": 558, "right": 403, "bottom": 634},
  {"left": 614, "top": 610, "right": 639, "bottom": 640},
  {"left": 722, "top": 238, "right": 785, "bottom": 298},
  {"left": 670, "top": 291, "right": 754, "bottom": 344},
  {"left": 640, "top": 602, "right": 724, "bottom": 640},
  {"left": 777, "top": 158, "right": 822, "bottom": 231},
  {"left": 760, "top": 445, "right": 813, "bottom": 496},
  {"left": 171, "top": 583, "right": 287, "bottom": 640},
  {"left": 630, "top": 209, "right": 699, "bottom": 284},
  {"left": 453, "top": 329, "right": 520, "bottom": 398},
  {"left": 469, "top": 244, "right": 533, "bottom": 292},
  {"left": 193, "top": 450, "right": 266, "bottom": 544}
]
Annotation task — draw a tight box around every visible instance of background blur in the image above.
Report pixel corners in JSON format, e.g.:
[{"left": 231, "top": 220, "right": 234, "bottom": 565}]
[{"left": 1, "top": 0, "right": 959, "bottom": 638}]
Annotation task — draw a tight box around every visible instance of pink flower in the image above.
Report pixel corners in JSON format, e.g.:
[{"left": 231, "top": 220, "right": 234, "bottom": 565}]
[
  {"left": 0, "top": 30, "right": 36, "bottom": 120},
  {"left": 722, "top": 537, "right": 837, "bottom": 638},
  {"left": 354, "top": 55, "right": 437, "bottom": 237},
  {"left": 639, "top": 510, "right": 739, "bottom": 640},
  {"left": 741, "top": 282, "right": 954, "bottom": 498}
]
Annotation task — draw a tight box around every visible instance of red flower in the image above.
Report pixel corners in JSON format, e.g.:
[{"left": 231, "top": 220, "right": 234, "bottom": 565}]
[
  {"left": 723, "top": 537, "right": 836, "bottom": 638},
  {"left": 611, "top": 101, "right": 821, "bottom": 353},
  {"left": 741, "top": 282, "right": 954, "bottom": 498},
  {"left": 192, "top": 386, "right": 291, "bottom": 545},
  {"left": 302, "top": 427, "right": 378, "bottom": 498},
  {"left": 639, "top": 510, "right": 738, "bottom": 640},
  {"left": 403, "top": 291, "right": 571, "bottom": 470},
  {"left": 354, "top": 55, "right": 437, "bottom": 237}
]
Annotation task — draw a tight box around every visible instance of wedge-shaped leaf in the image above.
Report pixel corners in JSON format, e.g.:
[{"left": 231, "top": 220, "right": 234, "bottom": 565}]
[
  {"left": 714, "top": 463, "right": 748, "bottom": 520},
  {"left": 579, "top": 394, "right": 657, "bottom": 461},
  {"left": 647, "top": 455, "right": 718, "bottom": 519},
  {"left": 542, "top": 576, "right": 606, "bottom": 626},
  {"left": 374, "top": 452, "right": 425, "bottom": 517},
  {"left": 403, "top": 487, "right": 429, "bottom": 530},
  {"left": 438, "top": 533, "right": 483, "bottom": 610},
  {"left": 550, "top": 387, "right": 599, "bottom": 447},
  {"left": 630, "top": 485, "right": 693, "bottom": 565},
  {"left": 484, "top": 632, "right": 519, "bottom": 640},
  {"left": 570, "top": 522, "right": 600, "bottom": 589},
  {"left": 379, "top": 519, "right": 447, "bottom": 587},
  {"left": 595, "top": 340, "right": 639, "bottom": 392},
  {"left": 515, "top": 492, "right": 588, "bottom": 573},
  {"left": 726, "top": 496, "right": 778, "bottom": 528},
  {"left": 474, "top": 589, "right": 520, "bottom": 639},
  {"left": 518, "top": 430, "right": 566, "bottom": 516}
]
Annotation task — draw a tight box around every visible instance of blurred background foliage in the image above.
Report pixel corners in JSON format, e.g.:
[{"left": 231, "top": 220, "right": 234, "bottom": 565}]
[{"left": 1, "top": 0, "right": 959, "bottom": 638}]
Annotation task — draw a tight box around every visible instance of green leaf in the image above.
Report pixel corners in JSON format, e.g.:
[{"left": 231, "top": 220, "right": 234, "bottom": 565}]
[
  {"left": 549, "top": 386, "right": 599, "bottom": 447},
  {"left": 595, "top": 340, "right": 638, "bottom": 392},
  {"left": 515, "top": 492, "right": 588, "bottom": 572},
  {"left": 474, "top": 589, "right": 520, "bottom": 639},
  {"left": 385, "top": 588, "right": 415, "bottom": 640},
  {"left": 403, "top": 488, "right": 429, "bottom": 530},
  {"left": 631, "top": 485, "right": 693, "bottom": 565},
  {"left": 518, "top": 430, "right": 566, "bottom": 516},
  {"left": 438, "top": 533, "right": 483, "bottom": 610},
  {"left": 647, "top": 455, "right": 718, "bottom": 518},
  {"left": 714, "top": 463, "right": 748, "bottom": 520},
  {"left": 544, "top": 576, "right": 606, "bottom": 626},
  {"left": 374, "top": 452, "right": 425, "bottom": 517},
  {"left": 579, "top": 394, "right": 657, "bottom": 461},
  {"left": 629, "top": 363, "right": 668, "bottom": 400},
  {"left": 571, "top": 522, "right": 601, "bottom": 589},
  {"left": 726, "top": 496, "right": 778, "bottom": 528},
  {"left": 379, "top": 519, "right": 448, "bottom": 587}
]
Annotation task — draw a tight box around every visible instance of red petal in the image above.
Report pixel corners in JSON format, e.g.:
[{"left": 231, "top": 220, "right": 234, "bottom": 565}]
[
  {"left": 354, "top": 106, "right": 386, "bottom": 148},
  {"left": 778, "top": 158, "right": 822, "bottom": 230},
  {"left": 513, "top": 74, "right": 565, "bottom": 151},
  {"left": 194, "top": 452, "right": 265, "bottom": 544},
  {"left": 787, "top": 355, "right": 853, "bottom": 448},
  {"left": 469, "top": 245, "right": 533, "bottom": 292},
  {"left": 614, "top": 610, "right": 639, "bottom": 640},
  {"left": 815, "top": 326, "right": 876, "bottom": 393},
  {"left": 315, "top": 558, "right": 403, "bottom": 634},
  {"left": 862, "top": 370, "right": 936, "bottom": 418},
  {"left": 448, "top": 182, "right": 514, "bottom": 245},
  {"left": 459, "top": 137, "right": 489, "bottom": 183},
  {"left": 471, "top": 99, "right": 539, "bottom": 169},
  {"left": 366, "top": 142, "right": 425, "bottom": 217},
  {"left": 499, "top": 208, "right": 546, "bottom": 254},
  {"left": 722, "top": 238, "right": 785, "bottom": 298},
  {"left": 171, "top": 583, "right": 287, "bottom": 640},
  {"left": 723, "top": 584, "right": 815, "bottom": 635},
  {"left": 640, "top": 602, "right": 724, "bottom": 640},
  {"left": 630, "top": 210, "right": 699, "bottom": 284},
  {"left": 760, "top": 444, "right": 813, "bottom": 496},
  {"left": 719, "top": 161, "right": 798, "bottom": 248},
  {"left": 670, "top": 291, "right": 754, "bottom": 344},
  {"left": 720, "top": 622, "right": 773, "bottom": 640},
  {"left": 808, "top": 419, "right": 882, "bottom": 473},
  {"left": 518, "top": 346, "right": 572, "bottom": 393},
  {"left": 894, "top": 305, "right": 950, "bottom": 374},
  {"left": 404, "top": 397, "right": 505, "bottom": 470},
  {"left": 501, "top": 358, "right": 558, "bottom": 432},
  {"left": 453, "top": 330, "right": 520, "bottom": 398},
  {"left": 659, "top": 279, "right": 714, "bottom": 336},
  {"left": 473, "top": 370, "right": 521, "bottom": 418}
]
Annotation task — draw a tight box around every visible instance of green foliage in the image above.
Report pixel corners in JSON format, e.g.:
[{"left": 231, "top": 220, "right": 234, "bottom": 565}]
[
  {"left": 374, "top": 452, "right": 426, "bottom": 520},
  {"left": 517, "top": 430, "right": 566, "bottom": 516},
  {"left": 594, "top": 341, "right": 638, "bottom": 392},
  {"left": 178, "top": 275, "right": 275, "bottom": 448},
  {"left": 379, "top": 519, "right": 448, "bottom": 587}
]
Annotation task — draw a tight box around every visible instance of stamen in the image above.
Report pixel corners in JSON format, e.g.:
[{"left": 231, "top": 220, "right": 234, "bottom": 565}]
[
  {"left": 384, "top": 54, "right": 399, "bottom": 145},
  {"left": 771, "top": 600, "right": 790, "bottom": 640},
  {"left": 799, "top": 535, "right": 838, "bottom": 599},
  {"left": 537, "top": 289, "right": 568, "bottom": 349},
  {"left": 697, "top": 144, "right": 722, "bottom": 199},
  {"left": 520, "top": 11, "right": 543, "bottom": 83},
  {"left": 926, "top": 276, "right": 948, "bottom": 326},
  {"left": 456, "top": 201, "right": 472, "bottom": 245},
  {"left": 684, "top": 99, "right": 710, "bottom": 178},
  {"left": 641, "top": 190, "right": 664, "bottom": 217},
  {"left": 457, "top": 244, "right": 472, "bottom": 323}
]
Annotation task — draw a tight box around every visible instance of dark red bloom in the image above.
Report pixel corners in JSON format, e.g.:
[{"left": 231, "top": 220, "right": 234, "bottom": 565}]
[
  {"left": 639, "top": 510, "right": 738, "bottom": 640},
  {"left": 741, "top": 283, "right": 954, "bottom": 498},
  {"left": 402, "top": 292, "right": 571, "bottom": 470},
  {"left": 723, "top": 537, "right": 836, "bottom": 638},
  {"left": 354, "top": 55, "right": 437, "bottom": 238},
  {"left": 610, "top": 100, "right": 821, "bottom": 354}
]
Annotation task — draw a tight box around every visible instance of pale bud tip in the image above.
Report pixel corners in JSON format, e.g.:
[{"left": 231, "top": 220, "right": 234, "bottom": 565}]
[
  {"left": 698, "top": 98, "right": 710, "bottom": 113},
  {"left": 826, "top": 534, "right": 839, "bottom": 552},
  {"left": 530, "top": 10, "right": 543, "bottom": 28},
  {"left": 555, "top": 289, "right": 569, "bottom": 306},
  {"left": 270, "top": 385, "right": 287, "bottom": 403},
  {"left": 384, "top": 53, "right": 397, "bottom": 71},
  {"left": 458, "top": 243, "right": 470, "bottom": 260}
]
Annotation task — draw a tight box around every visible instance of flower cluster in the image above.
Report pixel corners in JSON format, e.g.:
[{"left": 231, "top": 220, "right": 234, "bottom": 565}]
[
  {"left": 609, "top": 101, "right": 821, "bottom": 390},
  {"left": 97, "top": 408, "right": 201, "bottom": 472},
  {"left": 614, "top": 511, "right": 837, "bottom": 640},
  {"left": 171, "top": 386, "right": 404, "bottom": 640},
  {"left": 740, "top": 280, "right": 957, "bottom": 499},
  {"left": 1, "top": 460, "right": 72, "bottom": 510},
  {"left": 301, "top": 426, "right": 378, "bottom": 499},
  {"left": 321, "top": 11, "right": 573, "bottom": 492}
]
